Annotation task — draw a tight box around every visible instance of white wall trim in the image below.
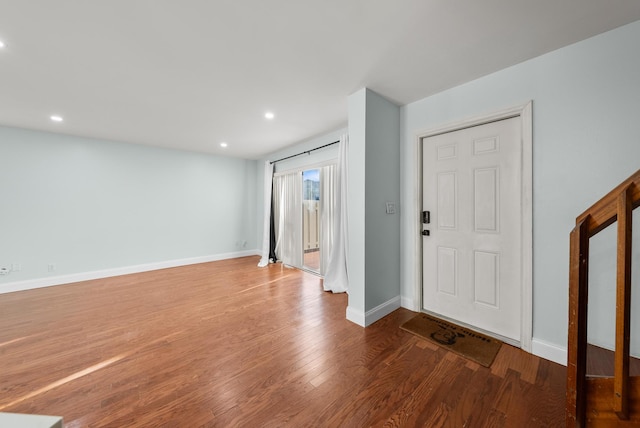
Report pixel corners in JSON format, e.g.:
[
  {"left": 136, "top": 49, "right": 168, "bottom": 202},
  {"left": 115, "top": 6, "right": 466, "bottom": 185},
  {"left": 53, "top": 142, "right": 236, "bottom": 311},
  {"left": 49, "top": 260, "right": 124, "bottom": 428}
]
[
  {"left": 0, "top": 250, "right": 260, "bottom": 294},
  {"left": 520, "top": 101, "right": 534, "bottom": 353},
  {"left": 365, "top": 296, "right": 401, "bottom": 326},
  {"left": 532, "top": 338, "right": 567, "bottom": 366},
  {"left": 346, "top": 306, "right": 365, "bottom": 326},
  {"left": 413, "top": 101, "right": 534, "bottom": 352},
  {"left": 347, "top": 296, "right": 402, "bottom": 327},
  {"left": 411, "top": 127, "right": 423, "bottom": 312},
  {"left": 401, "top": 296, "right": 415, "bottom": 310}
]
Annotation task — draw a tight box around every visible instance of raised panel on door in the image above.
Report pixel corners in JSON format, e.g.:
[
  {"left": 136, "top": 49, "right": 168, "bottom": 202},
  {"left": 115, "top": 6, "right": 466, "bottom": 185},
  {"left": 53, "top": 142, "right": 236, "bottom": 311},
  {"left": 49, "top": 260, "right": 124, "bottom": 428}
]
[
  {"left": 474, "top": 250, "right": 499, "bottom": 307},
  {"left": 437, "top": 171, "right": 458, "bottom": 230},
  {"left": 474, "top": 167, "right": 499, "bottom": 233},
  {"left": 437, "top": 246, "right": 457, "bottom": 296}
]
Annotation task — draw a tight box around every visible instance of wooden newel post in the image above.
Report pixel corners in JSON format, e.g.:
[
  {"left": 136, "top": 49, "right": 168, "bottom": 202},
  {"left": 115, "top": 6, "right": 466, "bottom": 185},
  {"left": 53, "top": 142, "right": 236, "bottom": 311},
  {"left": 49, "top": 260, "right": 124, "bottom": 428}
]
[
  {"left": 614, "top": 186, "right": 633, "bottom": 419},
  {"left": 567, "top": 218, "right": 590, "bottom": 427}
]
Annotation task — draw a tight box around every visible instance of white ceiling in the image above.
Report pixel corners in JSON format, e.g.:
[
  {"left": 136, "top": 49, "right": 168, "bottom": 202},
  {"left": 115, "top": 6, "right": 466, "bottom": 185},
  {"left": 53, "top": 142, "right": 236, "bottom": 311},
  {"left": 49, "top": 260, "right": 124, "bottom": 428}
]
[{"left": 1, "top": 1, "right": 640, "bottom": 159}]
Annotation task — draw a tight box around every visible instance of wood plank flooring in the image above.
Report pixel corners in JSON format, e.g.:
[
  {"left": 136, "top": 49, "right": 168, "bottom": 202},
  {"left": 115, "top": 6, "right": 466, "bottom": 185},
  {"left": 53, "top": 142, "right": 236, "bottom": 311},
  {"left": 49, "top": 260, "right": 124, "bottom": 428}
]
[
  {"left": 587, "top": 344, "right": 640, "bottom": 377},
  {"left": 0, "top": 256, "right": 566, "bottom": 427}
]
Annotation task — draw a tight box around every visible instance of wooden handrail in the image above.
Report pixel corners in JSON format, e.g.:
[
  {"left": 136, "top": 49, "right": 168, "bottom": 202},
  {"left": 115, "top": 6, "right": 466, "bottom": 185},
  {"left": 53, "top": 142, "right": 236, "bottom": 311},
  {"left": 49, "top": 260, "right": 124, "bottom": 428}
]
[
  {"left": 575, "top": 170, "right": 640, "bottom": 237},
  {"left": 567, "top": 169, "right": 640, "bottom": 427}
]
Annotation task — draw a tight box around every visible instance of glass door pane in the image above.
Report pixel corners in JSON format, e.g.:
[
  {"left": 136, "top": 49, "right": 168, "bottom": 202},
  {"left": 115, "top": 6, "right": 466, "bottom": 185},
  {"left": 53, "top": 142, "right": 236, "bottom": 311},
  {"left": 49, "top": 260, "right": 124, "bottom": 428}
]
[{"left": 302, "top": 169, "right": 320, "bottom": 272}]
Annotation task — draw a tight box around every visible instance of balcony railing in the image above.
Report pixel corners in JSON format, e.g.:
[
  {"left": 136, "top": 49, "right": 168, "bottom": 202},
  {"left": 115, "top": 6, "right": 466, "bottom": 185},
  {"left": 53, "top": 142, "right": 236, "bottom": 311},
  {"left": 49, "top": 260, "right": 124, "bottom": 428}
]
[{"left": 303, "top": 200, "right": 319, "bottom": 252}]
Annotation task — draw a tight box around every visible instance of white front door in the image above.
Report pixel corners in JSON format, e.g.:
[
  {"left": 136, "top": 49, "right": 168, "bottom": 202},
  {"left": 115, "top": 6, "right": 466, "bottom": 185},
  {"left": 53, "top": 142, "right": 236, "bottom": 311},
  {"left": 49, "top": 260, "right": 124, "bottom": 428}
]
[{"left": 422, "top": 117, "right": 522, "bottom": 342}]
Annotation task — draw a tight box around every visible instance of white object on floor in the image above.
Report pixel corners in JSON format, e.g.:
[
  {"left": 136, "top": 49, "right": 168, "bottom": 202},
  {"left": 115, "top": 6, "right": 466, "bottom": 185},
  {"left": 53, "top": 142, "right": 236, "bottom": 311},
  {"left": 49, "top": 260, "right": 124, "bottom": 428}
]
[{"left": 0, "top": 413, "right": 63, "bottom": 428}]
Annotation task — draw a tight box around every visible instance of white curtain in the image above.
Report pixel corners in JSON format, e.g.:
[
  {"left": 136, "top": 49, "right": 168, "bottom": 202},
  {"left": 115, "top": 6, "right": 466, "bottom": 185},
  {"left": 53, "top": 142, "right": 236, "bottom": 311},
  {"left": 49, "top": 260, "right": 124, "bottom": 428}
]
[
  {"left": 323, "top": 134, "right": 349, "bottom": 293},
  {"left": 319, "top": 164, "right": 336, "bottom": 275},
  {"left": 258, "top": 161, "right": 274, "bottom": 267},
  {"left": 273, "top": 171, "right": 303, "bottom": 268}
]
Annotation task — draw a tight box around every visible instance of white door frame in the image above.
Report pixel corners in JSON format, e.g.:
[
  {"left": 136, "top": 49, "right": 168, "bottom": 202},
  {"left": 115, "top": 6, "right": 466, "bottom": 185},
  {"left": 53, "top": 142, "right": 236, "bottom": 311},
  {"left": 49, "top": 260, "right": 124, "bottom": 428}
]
[{"left": 412, "top": 101, "right": 533, "bottom": 352}]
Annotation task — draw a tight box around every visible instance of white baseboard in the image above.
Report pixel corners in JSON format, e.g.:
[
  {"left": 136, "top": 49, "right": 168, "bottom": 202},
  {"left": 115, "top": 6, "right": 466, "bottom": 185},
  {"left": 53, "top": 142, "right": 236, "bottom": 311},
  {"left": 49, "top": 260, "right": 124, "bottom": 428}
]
[
  {"left": 346, "top": 296, "right": 402, "bottom": 327},
  {"left": 366, "top": 296, "right": 401, "bottom": 326},
  {"left": 346, "top": 306, "right": 365, "bottom": 327},
  {"left": 0, "top": 250, "right": 260, "bottom": 294},
  {"left": 532, "top": 338, "right": 567, "bottom": 366},
  {"left": 400, "top": 296, "right": 416, "bottom": 311}
]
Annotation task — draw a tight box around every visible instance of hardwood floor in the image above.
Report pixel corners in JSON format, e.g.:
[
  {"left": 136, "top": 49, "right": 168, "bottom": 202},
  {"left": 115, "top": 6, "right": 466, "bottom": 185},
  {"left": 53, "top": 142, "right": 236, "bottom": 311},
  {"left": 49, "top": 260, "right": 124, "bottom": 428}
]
[
  {"left": 0, "top": 256, "right": 566, "bottom": 427},
  {"left": 303, "top": 249, "right": 320, "bottom": 272},
  {"left": 587, "top": 344, "right": 640, "bottom": 378}
]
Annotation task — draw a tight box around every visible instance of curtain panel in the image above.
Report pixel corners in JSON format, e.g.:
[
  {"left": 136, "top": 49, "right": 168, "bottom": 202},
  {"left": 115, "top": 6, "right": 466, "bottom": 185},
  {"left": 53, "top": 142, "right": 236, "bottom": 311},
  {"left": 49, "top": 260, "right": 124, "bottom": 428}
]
[
  {"left": 319, "top": 164, "right": 336, "bottom": 276},
  {"left": 323, "top": 134, "right": 349, "bottom": 293},
  {"left": 258, "top": 161, "right": 274, "bottom": 267},
  {"left": 273, "top": 171, "right": 303, "bottom": 268}
]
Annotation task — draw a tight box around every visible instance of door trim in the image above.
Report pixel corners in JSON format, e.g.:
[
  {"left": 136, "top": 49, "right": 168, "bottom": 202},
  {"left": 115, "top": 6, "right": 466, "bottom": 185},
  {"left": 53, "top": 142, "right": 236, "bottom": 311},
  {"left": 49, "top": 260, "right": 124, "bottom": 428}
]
[{"left": 412, "top": 101, "right": 533, "bottom": 352}]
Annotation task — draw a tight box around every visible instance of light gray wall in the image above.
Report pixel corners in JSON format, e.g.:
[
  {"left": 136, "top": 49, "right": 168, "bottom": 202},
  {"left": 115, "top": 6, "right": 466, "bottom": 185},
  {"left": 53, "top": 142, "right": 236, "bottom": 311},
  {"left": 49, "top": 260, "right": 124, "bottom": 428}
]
[
  {"left": 347, "top": 88, "right": 401, "bottom": 319},
  {"left": 400, "top": 20, "right": 640, "bottom": 353},
  {"left": 0, "top": 126, "right": 257, "bottom": 286},
  {"left": 364, "top": 90, "right": 401, "bottom": 310}
]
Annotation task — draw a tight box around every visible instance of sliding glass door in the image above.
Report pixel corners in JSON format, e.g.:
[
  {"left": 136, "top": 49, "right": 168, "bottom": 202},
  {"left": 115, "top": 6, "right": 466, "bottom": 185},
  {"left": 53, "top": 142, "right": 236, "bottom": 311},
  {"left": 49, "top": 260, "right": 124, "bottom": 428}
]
[{"left": 273, "top": 163, "right": 336, "bottom": 276}]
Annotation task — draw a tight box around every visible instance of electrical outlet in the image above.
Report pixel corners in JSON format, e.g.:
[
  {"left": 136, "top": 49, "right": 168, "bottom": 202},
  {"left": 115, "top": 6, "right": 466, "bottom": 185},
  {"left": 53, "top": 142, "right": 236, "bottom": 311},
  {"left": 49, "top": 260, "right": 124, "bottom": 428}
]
[
  {"left": 11, "top": 263, "right": 21, "bottom": 272},
  {"left": 0, "top": 267, "right": 9, "bottom": 275},
  {"left": 48, "top": 263, "right": 56, "bottom": 272}
]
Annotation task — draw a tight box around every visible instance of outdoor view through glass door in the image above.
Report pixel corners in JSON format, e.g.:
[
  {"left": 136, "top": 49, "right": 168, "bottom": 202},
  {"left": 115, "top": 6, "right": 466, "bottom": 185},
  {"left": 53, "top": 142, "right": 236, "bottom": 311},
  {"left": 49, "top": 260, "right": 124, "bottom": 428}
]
[{"left": 302, "top": 169, "right": 320, "bottom": 273}]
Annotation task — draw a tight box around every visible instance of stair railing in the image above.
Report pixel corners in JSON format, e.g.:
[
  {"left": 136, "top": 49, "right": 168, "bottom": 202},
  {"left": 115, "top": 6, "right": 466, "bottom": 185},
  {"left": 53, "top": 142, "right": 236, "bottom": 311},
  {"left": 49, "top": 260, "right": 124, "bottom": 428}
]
[{"left": 567, "top": 168, "right": 640, "bottom": 426}]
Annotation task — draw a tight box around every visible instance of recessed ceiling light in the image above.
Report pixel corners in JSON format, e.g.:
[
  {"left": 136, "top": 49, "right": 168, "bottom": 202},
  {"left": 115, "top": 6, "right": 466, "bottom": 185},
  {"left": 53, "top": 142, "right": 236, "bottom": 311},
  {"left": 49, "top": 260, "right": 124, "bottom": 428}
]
[
  {"left": 50, "top": 115, "right": 64, "bottom": 122},
  {"left": 264, "top": 112, "right": 275, "bottom": 120},
  {"left": 220, "top": 142, "right": 228, "bottom": 148}
]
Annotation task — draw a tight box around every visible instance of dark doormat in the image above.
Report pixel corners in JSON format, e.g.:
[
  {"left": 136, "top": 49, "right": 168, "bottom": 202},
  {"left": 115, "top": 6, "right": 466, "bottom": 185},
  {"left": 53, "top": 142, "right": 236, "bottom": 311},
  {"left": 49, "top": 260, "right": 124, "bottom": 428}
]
[{"left": 400, "top": 312, "right": 502, "bottom": 367}]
